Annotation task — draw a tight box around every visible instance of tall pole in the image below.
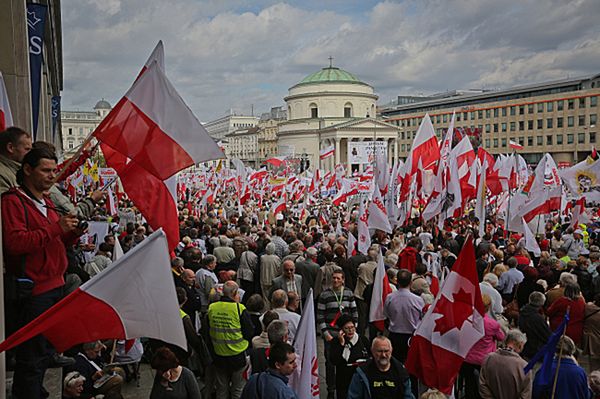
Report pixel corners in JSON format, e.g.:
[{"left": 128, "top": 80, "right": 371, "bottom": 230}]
[{"left": 551, "top": 309, "right": 570, "bottom": 399}]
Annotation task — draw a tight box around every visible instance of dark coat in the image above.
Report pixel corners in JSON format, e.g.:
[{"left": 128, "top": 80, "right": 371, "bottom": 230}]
[{"left": 518, "top": 304, "right": 551, "bottom": 359}]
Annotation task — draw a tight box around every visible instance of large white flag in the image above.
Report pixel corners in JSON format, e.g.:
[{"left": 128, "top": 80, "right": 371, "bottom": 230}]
[
  {"left": 522, "top": 218, "right": 541, "bottom": 257},
  {"left": 368, "top": 181, "right": 392, "bottom": 234},
  {"left": 290, "top": 289, "right": 320, "bottom": 399}
]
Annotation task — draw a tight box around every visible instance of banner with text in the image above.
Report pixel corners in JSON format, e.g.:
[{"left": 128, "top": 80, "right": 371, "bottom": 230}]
[
  {"left": 348, "top": 141, "right": 388, "bottom": 165},
  {"left": 27, "top": 3, "right": 47, "bottom": 140}
]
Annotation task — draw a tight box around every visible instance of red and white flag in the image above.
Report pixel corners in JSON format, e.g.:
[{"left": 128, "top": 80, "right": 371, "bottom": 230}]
[
  {"left": 522, "top": 217, "right": 541, "bottom": 257},
  {"left": 319, "top": 145, "right": 335, "bottom": 160},
  {"left": 369, "top": 252, "right": 392, "bottom": 331},
  {"left": 273, "top": 193, "right": 287, "bottom": 215},
  {"left": 0, "top": 71, "right": 13, "bottom": 131},
  {"left": 0, "top": 230, "right": 186, "bottom": 354},
  {"left": 289, "top": 289, "right": 320, "bottom": 399},
  {"left": 405, "top": 236, "right": 485, "bottom": 394},
  {"left": 367, "top": 181, "right": 392, "bottom": 233},
  {"left": 94, "top": 62, "right": 223, "bottom": 181},
  {"left": 106, "top": 186, "right": 118, "bottom": 216},
  {"left": 357, "top": 200, "right": 371, "bottom": 255},
  {"left": 509, "top": 140, "right": 523, "bottom": 150}
]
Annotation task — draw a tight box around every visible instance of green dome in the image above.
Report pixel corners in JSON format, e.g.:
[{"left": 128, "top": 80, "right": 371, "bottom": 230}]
[{"left": 297, "top": 67, "right": 365, "bottom": 86}]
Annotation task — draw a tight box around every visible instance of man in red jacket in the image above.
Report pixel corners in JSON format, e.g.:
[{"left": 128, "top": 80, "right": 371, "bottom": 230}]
[{"left": 2, "top": 147, "right": 85, "bottom": 399}]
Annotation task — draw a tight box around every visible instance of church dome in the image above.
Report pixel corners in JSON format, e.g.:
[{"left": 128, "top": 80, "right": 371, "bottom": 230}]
[
  {"left": 94, "top": 99, "right": 112, "bottom": 110},
  {"left": 294, "top": 66, "right": 368, "bottom": 87}
]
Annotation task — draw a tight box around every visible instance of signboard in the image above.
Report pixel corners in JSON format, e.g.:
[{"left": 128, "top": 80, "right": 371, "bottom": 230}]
[{"left": 348, "top": 141, "right": 388, "bottom": 165}]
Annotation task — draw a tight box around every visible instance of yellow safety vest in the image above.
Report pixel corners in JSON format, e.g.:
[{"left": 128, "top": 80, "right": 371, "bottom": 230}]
[
  {"left": 208, "top": 301, "right": 248, "bottom": 356},
  {"left": 180, "top": 308, "right": 188, "bottom": 319}
]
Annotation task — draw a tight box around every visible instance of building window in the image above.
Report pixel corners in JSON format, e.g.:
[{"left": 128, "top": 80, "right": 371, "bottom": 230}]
[
  {"left": 502, "top": 123, "right": 507, "bottom": 132},
  {"left": 435, "top": 115, "right": 440, "bottom": 123},
  {"left": 557, "top": 100, "right": 564, "bottom": 111},
  {"left": 568, "top": 116, "right": 574, "bottom": 127},
  {"left": 547, "top": 102, "right": 554, "bottom": 112},
  {"left": 591, "top": 114, "right": 597, "bottom": 126},
  {"left": 510, "top": 122, "right": 516, "bottom": 131},
  {"left": 578, "top": 133, "right": 585, "bottom": 144},
  {"left": 567, "top": 134, "right": 574, "bottom": 144},
  {"left": 591, "top": 132, "right": 596, "bottom": 143},
  {"left": 591, "top": 96, "right": 598, "bottom": 107},
  {"left": 579, "top": 115, "right": 586, "bottom": 126},
  {"left": 528, "top": 104, "right": 534, "bottom": 114},
  {"left": 310, "top": 103, "right": 318, "bottom": 118},
  {"left": 68, "top": 141, "right": 74, "bottom": 149},
  {"left": 547, "top": 118, "right": 553, "bottom": 129},
  {"left": 485, "top": 138, "right": 490, "bottom": 148},
  {"left": 493, "top": 109, "right": 499, "bottom": 118},
  {"left": 470, "top": 112, "right": 475, "bottom": 120},
  {"left": 547, "top": 135, "right": 553, "bottom": 145},
  {"left": 493, "top": 138, "right": 498, "bottom": 147},
  {"left": 519, "top": 105, "right": 525, "bottom": 115},
  {"left": 501, "top": 138, "right": 507, "bottom": 147},
  {"left": 557, "top": 117, "right": 563, "bottom": 128},
  {"left": 568, "top": 99, "right": 574, "bottom": 110},
  {"left": 537, "top": 103, "right": 544, "bottom": 113},
  {"left": 537, "top": 136, "right": 543, "bottom": 145},
  {"left": 528, "top": 120, "right": 534, "bottom": 130},
  {"left": 485, "top": 124, "right": 491, "bottom": 133},
  {"left": 502, "top": 108, "right": 507, "bottom": 117},
  {"left": 68, "top": 128, "right": 73, "bottom": 135},
  {"left": 456, "top": 114, "right": 461, "bottom": 122},
  {"left": 401, "top": 144, "right": 406, "bottom": 151},
  {"left": 443, "top": 114, "right": 448, "bottom": 123},
  {"left": 344, "top": 103, "right": 353, "bottom": 118},
  {"left": 519, "top": 121, "right": 524, "bottom": 131},
  {"left": 528, "top": 136, "right": 533, "bottom": 146},
  {"left": 485, "top": 110, "right": 491, "bottom": 118},
  {"left": 510, "top": 107, "right": 516, "bottom": 116},
  {"left": 463, "top": 112, "right": 468, "bottom": 120},
  {"left": 478, "top": 110, "right": 483, "bottom": 119},
  {"left": 401, "top": 131, "right": 405, "bottom": 140},
  {"left": 518, "top": 137, "right": 524, "bottom": 145},
  {"left": 493, "top": 123, "right": 498, "bottom": 133},
  {"left": 557, "top": 134, "right": 563, "bottom": 145},
  {"left": 537, "top": 119, "right": 543, "bottom": 129},
  {"left": 579, "top": 98, "right": 586, "bottom": 108},
  {"left": 79, "top": 127, "right": 83, "bottom": 134}
]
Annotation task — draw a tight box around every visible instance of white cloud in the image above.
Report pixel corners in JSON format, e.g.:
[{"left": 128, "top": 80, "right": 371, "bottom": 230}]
[{"left": 60, "top": 0, "right": 600, "bottom": 119}]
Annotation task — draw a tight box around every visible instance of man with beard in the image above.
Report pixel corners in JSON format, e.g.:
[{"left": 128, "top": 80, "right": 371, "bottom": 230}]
[{"left": 347, "top": 336, "right": 414, "bottom": 399}]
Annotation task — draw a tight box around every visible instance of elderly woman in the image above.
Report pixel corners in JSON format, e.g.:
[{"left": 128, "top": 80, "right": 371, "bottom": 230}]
[
  {"left": 329, "top": 314, "right": 370, "bottom": 399},
  {"left": 150, "top": 347, "right": 201, "bottom": 399},
  {"left": 459, "top": 294, "right": 505, "bottom": 399},
  {"left": 583, "top": 293, "right": 600, "bottom": 371},
  {"left": 62, "top": 372, "right": 86, "bottom": 398}
]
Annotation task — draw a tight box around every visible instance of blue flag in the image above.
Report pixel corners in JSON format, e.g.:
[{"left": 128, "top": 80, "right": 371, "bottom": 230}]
[
  {"left": 26, "top": 3, "right": 48, "bottom": 140},
  {"left": 51, "top": 95, "right": 60, "bottom": 140},
  {"left": 524, "top": 312, "right": 569, "bottom": 386}
]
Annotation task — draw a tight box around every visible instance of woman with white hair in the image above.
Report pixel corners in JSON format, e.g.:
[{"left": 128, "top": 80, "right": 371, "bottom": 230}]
[{"left": 62, "top": 372, "right": 88, "bottom": 398}]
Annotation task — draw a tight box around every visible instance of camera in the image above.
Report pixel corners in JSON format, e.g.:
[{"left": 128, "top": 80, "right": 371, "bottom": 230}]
[{"left": 77, "top": 218, "right": 88, "bottom": 231}]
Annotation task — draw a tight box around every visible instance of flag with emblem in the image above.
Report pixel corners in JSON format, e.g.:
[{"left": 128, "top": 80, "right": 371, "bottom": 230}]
[
  {"left": 405, "top": 236, "right": 485, "bottom": 394},
  {"left": 357, "top": 200, "right": 371, "bottom": 255}
]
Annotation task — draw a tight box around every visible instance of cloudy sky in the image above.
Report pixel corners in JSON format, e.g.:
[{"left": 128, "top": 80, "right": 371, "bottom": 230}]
[{"left": 61, "top": 0, "right": 600, "bottom": 121}]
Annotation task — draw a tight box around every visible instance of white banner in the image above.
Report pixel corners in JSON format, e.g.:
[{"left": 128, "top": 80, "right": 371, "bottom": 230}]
[{"left": 348, "top": 141, "right": 388, "bottom": 165}]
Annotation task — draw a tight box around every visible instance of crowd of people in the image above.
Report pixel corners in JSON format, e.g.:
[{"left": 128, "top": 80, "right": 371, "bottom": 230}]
[{"left": 2, "top": 124, "right": 600, "bottom": 399}]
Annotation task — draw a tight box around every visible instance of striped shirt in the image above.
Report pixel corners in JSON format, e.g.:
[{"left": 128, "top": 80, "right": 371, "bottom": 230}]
[{"left": 316, "top": 287, "right": 358, "bottom": 337}]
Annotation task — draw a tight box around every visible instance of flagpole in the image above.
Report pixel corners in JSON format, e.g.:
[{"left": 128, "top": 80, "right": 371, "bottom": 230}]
[
  {"left": 506, "top": 149, "right": 515, "bottom": 235},
  {"left": 550, "top": 308, "right": 570, "bottom": 399}
]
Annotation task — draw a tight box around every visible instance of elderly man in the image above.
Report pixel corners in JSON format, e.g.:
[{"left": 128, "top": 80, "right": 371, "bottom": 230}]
[
  {"left": 270, "top": 289, "right": 301, "bottom": 341},
  {"left": 497, "top": 257, "right": 524, "bottom": 301},
  {"left": 518, "top": 292, "right": 551, "bottom": 360},
  {"left": 270, "top": 260, "right": 303, "bottom": 302},
  {"left": 207, "top": 280, "right": 255, "bottom": 399},
  {"left": 384, "top": 269, "right": 424, "bottom": 363},
  {"left": 347, "top": 336, "right": 414, "bottom": 399},
  {"left": 248, "top": 319, "right": 289, "bottom": 375},
  {"left": 479, "top": 273, "right": 504, "bottom": 319},
  {"left": 479, "top": 329, "right": 532, "bottom": 399},
  {"left": 260, "top": 242, "right": 281, "bottom": 305},
  {"left": 354, "top": 247, "right": 379, "bottom": 334},
  {"left": 295, "top": 246, "right": 320, "bottom": 302},
  {"left": 214, "top": 236, "right": 236, "bottom": 267},
  {"left": 171, "top": 256, "right": 186, "bottom": 289}
]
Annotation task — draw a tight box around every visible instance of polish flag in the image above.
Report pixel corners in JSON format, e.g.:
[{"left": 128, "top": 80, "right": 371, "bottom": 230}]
[
  {"left": 520, "top": 186, "right": 562, "bottom": 223},
  {"left": 367, "top": 181, "right": 392, "bottom": 233},
  {"left": 265, "top": 156, "right": 286, "bottom": 168},
  {"left": 0, "top": 230, "right": 186, "bottom": 354},
  {"left": 0, "top": 71, "right": 13, "bottom": 130},
  {"left": 94, "top": 61, "right": 224, "bottom": 181},
  {"left": 273, "top": 193, "right": 286, "bottom": 215},
  {"left": 289, "top": 289, "right": 320, "bottom": 399},
  {"left": 369, "top": 252, "right": 392, "bottom": 331},
  {"left": 405, "top": 236, "right": 485, "bottom": 394},
  {"left": 569, "top": 198, "right": 586, "bottom": 229},
  {"left": 509, "top": 140, "right": 523, "bottom": 150},
  {"left": 357, "top": 200, "right": 371, "bottom": 255},
  {"left": 319, "top": 145, "right": 335, "bottom": 160}
]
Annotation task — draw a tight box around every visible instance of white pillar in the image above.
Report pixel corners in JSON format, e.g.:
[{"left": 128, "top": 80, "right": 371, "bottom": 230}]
[
  {"left": 393, "top": 139, "right": 398, "bottom": 165},
  {"left": 335, "top": 138, "right": 341, "bottom": 168}
]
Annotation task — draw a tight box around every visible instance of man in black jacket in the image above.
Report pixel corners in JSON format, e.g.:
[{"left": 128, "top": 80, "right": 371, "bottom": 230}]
[{"left": 518, "top": 291, "right": 551, "bottom": 360}]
